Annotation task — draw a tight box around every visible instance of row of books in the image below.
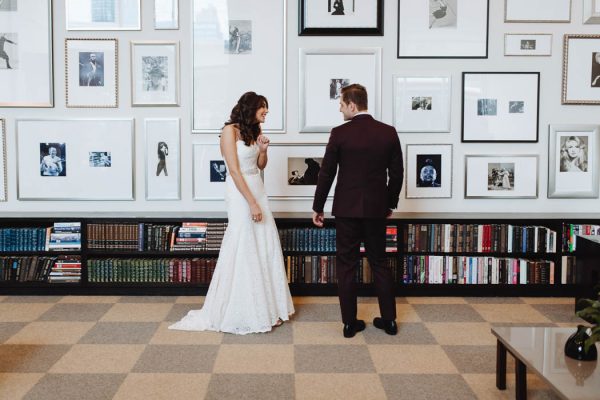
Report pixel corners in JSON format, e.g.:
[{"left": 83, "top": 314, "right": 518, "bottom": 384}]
[
  {"left": 47, "top": 222, "right": 81, "bottom": 251},
  {"left": 0, "top": 256, "right": 73, "bottom": 282},
  {"left": 0, "top": 228, "right": 48, "bottom": 251},
  {"left": 562, "top": 224, "right": 600, "bottom": 252},
  {"left": 88, "top": 257, "right": 218, "bottom": 283},
  {"left": 402, "top": 255, "right": 555, "bottom": 285},
  {"left": 404, "top": 224, "right": 557, "bottom": 254},
  {"left": 561, "top": 256, "right": 591, "bottom": 284},
  {"left": 47, "top": 256, "right": 82, "bottom": 283}
]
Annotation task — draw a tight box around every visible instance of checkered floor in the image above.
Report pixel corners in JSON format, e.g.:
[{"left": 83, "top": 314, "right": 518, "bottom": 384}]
[{"left": 0, "top": 295, "right": 580, "bottom": 400}]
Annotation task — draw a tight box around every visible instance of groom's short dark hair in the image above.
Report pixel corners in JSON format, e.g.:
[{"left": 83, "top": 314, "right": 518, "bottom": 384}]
[{"left": 341, "top": 84, "right": 368, "bottom": 111}]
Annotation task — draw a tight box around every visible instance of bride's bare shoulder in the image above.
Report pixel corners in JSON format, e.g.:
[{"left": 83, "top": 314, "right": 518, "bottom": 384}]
[{"left": 221, "top": 124, "right": 241, "bottom": 140}]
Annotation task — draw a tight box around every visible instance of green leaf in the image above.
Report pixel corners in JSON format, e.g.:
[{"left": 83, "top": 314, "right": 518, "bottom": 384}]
[
  {"left": 584, "top": 332, "right": 600, "bottom": 354},
  {"left": 576, "top": 308, "right": 600, "bottom": 324}
]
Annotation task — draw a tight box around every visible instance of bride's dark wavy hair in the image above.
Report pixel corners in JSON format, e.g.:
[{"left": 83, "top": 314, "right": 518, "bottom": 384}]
[{"left": 224, "top": 92, "right": 269, "bottom": 146}]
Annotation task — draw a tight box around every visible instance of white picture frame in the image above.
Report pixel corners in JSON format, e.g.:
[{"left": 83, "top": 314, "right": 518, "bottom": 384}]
[
  {"left": 462, "top": 72, "right": 540, "bottom": 143},
  {"left": 0, "top": 119, "right": 6, "bottom": 201},
  {"left": 193, "top": 144, "right": 227, "bottom": 200},
  {"left": 562, "top": 34, "right": 600, "bottom": 105},
  {"left": 548, "top": 124, "right": 600, "bottom": 198},
  {"left": 65, "top": 0, "right": 141, "bottom": 30},
  {"left": 65, "top": 38, "right": 118, "bottom": 108},
  {"left": 154, "top": 0, "right": 179, "bottom": 29},
  {"left": 504, "top": 34, "right": 553, "bottom": 56},
  {"left": 192, "top": 0, "right": 285, "bottom": 133},
  {"left": 505, "top": 0, "right": 571, "bottom": 22},
  {"left": 0, "top": 0, "right": 53, "bottom": 107},
  {"left": 583, "top": 0, "right": 600, "bottom": 24},
  {"left": 299, "top": 47, "right": 381, "bottom": 133},
  {"left": 465, "top": 155, "right": 538, "bottom": 199},
  {"left": 393, "top": 75, "right": 451, "bottom": 133},
  {"left": 397, "top": 0, "right": 489, "bottom": 59},
  {"left": 131, "top": 41, "right": 179, "bottom": 106},
  {"left": 145, "top": 118, "right": 180, "bottom": 201},
  {"left": 264, "top": 143, "right": 334, "bottom": 199},
  {"left": 406, "top": 144, "right": 452, "bottom": 199},
  {"left": 16, "top": 119, "right": 135, "bottom": 201}
]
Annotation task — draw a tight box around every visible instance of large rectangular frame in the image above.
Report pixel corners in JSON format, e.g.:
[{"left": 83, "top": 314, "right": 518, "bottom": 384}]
[
  {"left": 505, "top": 0, "right": 571, "bottom": 23},
  {"left": 193, "top": 144, "right": 227, "bottom": 200},
  {"left": 192, "top": 0, "right": 286, "bottom": 133},
  {"left": 130, "top": 41, "right": 180, "bottom": 106},
  {"left": 562, "top": 34, "right": 600, "bottom": 105},
  {"left": 548, "top": 124, "right": 600, "bottom": 198},
  {"left": 406, "top": 144, "right": 452, "bottom": 199},
  {"left": 0, "top": 0, "right": 53, "bottom": 107},
  {"left": 465, "top": 155, "right": 538, "bottom": 199},
  {"left": 145, "top": 118, "right": 180, "bottom": 201},
  {"left": 16, "top": 119, "right": 135, "bottom": 200},
  {"left": 298, "top": 0, "right": 384, "bottom": 36},
  {"left": 299, "top": 47, "right": 381, "bottom": 133},
  {"left": 65, "top": 0, "right": 141, "bottom": 30},
  {"left": 0, "top": 119, "right": 6, "bottom": 201}
]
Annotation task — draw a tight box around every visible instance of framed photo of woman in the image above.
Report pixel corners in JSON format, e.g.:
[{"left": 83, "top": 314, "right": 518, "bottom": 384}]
[{"left": 145, "top": 118, "right": 180, "bottom": 200}]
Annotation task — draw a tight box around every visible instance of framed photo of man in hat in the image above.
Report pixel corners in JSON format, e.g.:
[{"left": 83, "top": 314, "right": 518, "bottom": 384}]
[{"left": 131, "top": 41, "right": 180, "bottom": 106}]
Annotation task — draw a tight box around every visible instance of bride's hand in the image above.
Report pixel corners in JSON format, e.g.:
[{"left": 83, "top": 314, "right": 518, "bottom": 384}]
[
  {"left": 250, "top": 202, "right": 263, "bottom": 223},
  {"left": 257, "top": 135, "right": 270, "bottom": 153}
]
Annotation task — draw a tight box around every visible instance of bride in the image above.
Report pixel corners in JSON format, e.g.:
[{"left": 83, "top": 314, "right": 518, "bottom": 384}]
[{"left": 169, "top": 92, "right": 295, "bottom": 334}]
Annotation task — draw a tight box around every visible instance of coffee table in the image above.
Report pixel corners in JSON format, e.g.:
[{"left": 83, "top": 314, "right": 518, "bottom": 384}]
[{"left": 491, "top": 326, "right": 599, "bottom": 399}]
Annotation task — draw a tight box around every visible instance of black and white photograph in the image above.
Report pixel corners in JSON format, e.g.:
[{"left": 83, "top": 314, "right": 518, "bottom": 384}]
[
  {"left": 329, "top": 78, "right": 350, "bottom": 100},
  {"left": 591, "top": 52, "right": 600, "bottom": 88},
  {"left": 328, "top": 0, "right": 353, "bottom": 16},
  {"left": 299, "top": 0, "right": 383, "bottom": 35},
  {"left": 509, "top": 101, "right": 524, "bottom": 113},
  {"left": 287, "top": 157, "right": 322, "bottom": 185},
  {"left": 156, "top": 141, "right": 169, "bottom": 176},
  {"left": 210, "top": 160, "right": 226, "bottom": 182},
  {"left": 39, "top": 143, "right": 66, "bottom": 177},
  {"left": 559, "top": 135, "right": 588, "bottom": 172},
  {"left": 416, "top": 154, "right": 441, "bottom": 187},
  {"left": 0, "top": 33, "right": 17, "bottom": 69},
  {"left": 143, "top": 56, "right": 168, "bottom": 92},
  {"left": 0, "top": 0, "right": 17, "bottom": 11},
  {"left": 131, "top": 41, "right": 179, "bottom": 106},
  {"left": 477, "top": 99, "right": 497, "bottom": 116},
  {"left": 226, "top": 20, "right": 252, "bottom": 54},
  {"left": 78, "top": 51, "right": 104, "bottom": 87},
  {"left": 487, "top": 163, "right": 514, "bottom": 191},
  {"left": 91, "top": 0, "right": 116, "bottom": 23},
  {"left": 146, "top": 119, "right": 180, "bottom": 200},
  {"left": 562, "top": 35, "right": 600, "bottom": 104},
  {"left": 520, "top": 40, "right": 536, "bottom": 50},
  {"left": 429, "top": 0, "right": 457, "bottom": 29},
  {"left": 412, "top": 96, "right": 432, "bottom": 110},
  {"left": 88, "top": 151, "right": 111, "bottom": 167}
]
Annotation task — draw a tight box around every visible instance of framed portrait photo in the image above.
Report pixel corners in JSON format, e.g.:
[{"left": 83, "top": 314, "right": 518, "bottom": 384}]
[
  {"left": 562, "top": 35, "right": 600, "bottom": 105},
  {"left": 504, "top": 34, "right": 552, "bottom": 56},
  {"left": 264, "top": 143, "right": 334, "bottom": 199},
  {"left": 299, "top": 0, "right": 383, "bottom": 35},
  {"left": 65, "top": 0, "right": 141, "bottom": 30},
  {"left": 397, "top": 0, "right": 489, "bottom": 59},
  {"left": 0, "top": 0, "right": 53, "bottom": 107},
  {"left": 155, "top": 0, "right": 179, "bottom": 29},
  {"left": 65, "top": 38, "right": 118, "bottom": 108},
  {"left": 548, "top": 124, "right": 600, "bottom": 198},
  {"left": 16, "top": 119, "right": 134, "bottom": 201},
  {"left": 393, "top": 75, "right": 451, "bottom": 133},
  {"left": 583, "top": 0, "right": 600, "bottom": 24},
  {"left": 505, "top": 0, "right": 571, "bottom": 23},
  {"left": 192, "top": 0, "right": 285, "bottom": 133},
  {"left": 145, "top": 118, "right": 180, "bottom": 201},
  {"left": 0, "top": 119, "right": 6, "bottom": 201},
  {"left": 193, "top": 144, "right": 227, "bottom": 200},
  {"left": 406, "top": 144, "right": 452, "bottom": 199},
  {"left": 465, "top": 155, "right": 538, "bottom": 199},
  {"left": 462, "top": 72, "right": 540, "bottom": 143},
  {"left": 131, "top": 41, "right": 179, "bottom": 106},
  {"left": 299, "top": 48, "right": 381, "bottom": 133}
]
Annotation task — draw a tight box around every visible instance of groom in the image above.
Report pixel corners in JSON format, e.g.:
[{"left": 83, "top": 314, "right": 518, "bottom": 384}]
[{"left": 312, "top": 84, "right": 404, "bottom": 338}]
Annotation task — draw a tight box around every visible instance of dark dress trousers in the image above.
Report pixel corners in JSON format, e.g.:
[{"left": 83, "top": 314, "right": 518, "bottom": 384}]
[{"left": 313, "top": 114, "right": 404, "bottom": 324}]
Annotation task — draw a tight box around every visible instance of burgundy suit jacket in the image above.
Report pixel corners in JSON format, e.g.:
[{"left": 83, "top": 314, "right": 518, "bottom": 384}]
[{"left": 312, "top": 114, "right": 404, "bottom": 218}]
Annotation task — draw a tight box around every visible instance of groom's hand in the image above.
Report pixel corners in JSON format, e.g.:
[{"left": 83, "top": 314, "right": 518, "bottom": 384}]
[{"left": 312, "top": 211, "right": 324, "bottom": 228}]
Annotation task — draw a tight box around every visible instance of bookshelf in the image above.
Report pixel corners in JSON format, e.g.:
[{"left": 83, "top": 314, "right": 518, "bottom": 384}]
[{"left": 0, "top": 212, "right": 598, "bottom": 297}]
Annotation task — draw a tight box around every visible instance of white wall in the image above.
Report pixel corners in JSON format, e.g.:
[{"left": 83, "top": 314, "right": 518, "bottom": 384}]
[{"left": 1, "top": 0, "right": 599, "bottom": 214}]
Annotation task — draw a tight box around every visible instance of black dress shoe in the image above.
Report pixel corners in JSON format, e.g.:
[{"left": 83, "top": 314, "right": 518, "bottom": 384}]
[
  {"left": 373, "top": 317, "right": 398, "bottom": 335},
  {"left": 343, "top": 319, "right": 366, "bottom": 338}
]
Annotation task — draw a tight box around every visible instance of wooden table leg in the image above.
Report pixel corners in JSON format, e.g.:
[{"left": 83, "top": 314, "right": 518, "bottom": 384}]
[
  {"left": 496, "top": 339, "right": 507, "bottom": 390},
  {"left": 515, "top": 358, "right": 527, "bottom": 400}
]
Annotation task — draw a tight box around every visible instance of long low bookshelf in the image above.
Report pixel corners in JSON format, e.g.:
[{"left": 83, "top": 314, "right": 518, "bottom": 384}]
[{"left": 0, "top": 212, "right": 597, "bottom": 297}]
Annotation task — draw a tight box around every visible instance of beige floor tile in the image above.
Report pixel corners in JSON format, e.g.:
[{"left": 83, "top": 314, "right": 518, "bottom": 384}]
[
  {"left": 395, "top": 304, "right": 422, "bottom": 323},
  {"left": 296, "top": 373, "right": 387, "bottom": 400},
  {"left": 0, "top": 304, "right": 54, "bottom": 322},
  {"left": 426, "top": 322, "right": 496, "bottom": 346},
  {"left": 463, "top": 373, "right": 559, "bottom": 400},
  {"left": 113, "top": 373, "right": 211, "bottom": 400},
  {"left": 5, "top": 322, "right": 95, "bottom": 345},
  {"left": 150, "top": 322, "right": 223, "bottom": 345},
  {"left": 0, "top": 296, "right": 5, "bottom": 303},
  {"left": 472, "top": 304, "right": 552, "bottom": 324},
  {"left": 294, "top": 322, "right": 366, "bottom": 345},
  {"left": 521, "top": 297, "right": 574, "bottom": 305},
  {"left": 0, "top": 373, "right": 44, "bottom": 400},
  {"left": 49, "top": 344, "right": 145, "bottom": 373},
  {"left": 59, "top": 296, "right": 121, "bottom": 304},
  {"left": 368, "top": 344, "right": 458, "bottom": 374},
  {"left": 100, "top": 304, "right": 173, "bottom": 322},
  {"left": 213, "top": 344, "right": 294, "bottom": 373},
  {"left": 293, "top": 296, "right": 340, "bottom": 304},
  {"left": 175, "top": 296, "right": 205, "bottom": 304},
  {"left": 406, "top": 297, "right": 468, "bottom": 304},
  {"left": 357, "top": 304, "right": 387, "bottom": 322}
]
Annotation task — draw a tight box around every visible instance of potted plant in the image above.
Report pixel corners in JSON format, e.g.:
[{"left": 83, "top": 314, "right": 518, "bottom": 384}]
[{"left": 568, "top": 289, "right": 600, "bottom": 361}]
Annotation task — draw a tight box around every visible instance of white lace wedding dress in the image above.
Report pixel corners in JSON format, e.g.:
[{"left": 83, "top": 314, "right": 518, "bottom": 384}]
[{"left": 169, "top": 142, "right": 295, "bottom": 334}]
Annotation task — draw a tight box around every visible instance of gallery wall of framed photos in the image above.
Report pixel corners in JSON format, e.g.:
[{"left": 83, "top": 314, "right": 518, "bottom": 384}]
[{"left": 0, "top": 0, "right": 599, "bottom": 214}]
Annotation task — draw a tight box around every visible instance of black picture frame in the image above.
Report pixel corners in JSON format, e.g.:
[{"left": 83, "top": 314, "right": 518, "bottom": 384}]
[{"left": 299, "top": 0, "right": 384, "bottom": 36}]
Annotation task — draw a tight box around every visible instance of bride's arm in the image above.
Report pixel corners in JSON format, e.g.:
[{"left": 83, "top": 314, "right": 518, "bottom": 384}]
[{"left": 257, "top": 134, "right": 268, "bottom": 170}]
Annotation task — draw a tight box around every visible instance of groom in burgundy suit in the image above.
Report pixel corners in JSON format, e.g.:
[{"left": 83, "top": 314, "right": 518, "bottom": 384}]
[{"left": 312, "top": 84, "right": 404, "bottom": 338}]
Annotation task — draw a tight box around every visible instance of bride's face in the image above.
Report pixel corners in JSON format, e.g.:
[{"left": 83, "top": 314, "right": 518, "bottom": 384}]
[{"left": 255, "top": 106, "right": 269, "bottom": 124}]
